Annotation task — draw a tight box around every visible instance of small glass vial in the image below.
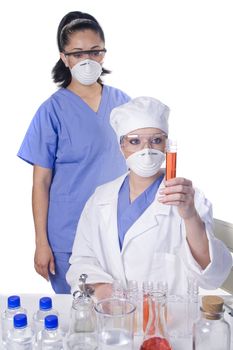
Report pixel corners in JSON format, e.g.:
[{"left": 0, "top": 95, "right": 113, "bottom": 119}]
[
  {"left": 112, "top": 279, "right": 125, "bottom": 298},
  {"left": 187, "top": 276, "right": 199, "bottom": 335},
  {"left": 127, "top": 280, "right": 141, "bottom": 335},
  {"left": 142, "top": 281, "right": 154, "bottom": 334},
  {"left": 193, "top": 295, "right": 230, "bottom": 350}
]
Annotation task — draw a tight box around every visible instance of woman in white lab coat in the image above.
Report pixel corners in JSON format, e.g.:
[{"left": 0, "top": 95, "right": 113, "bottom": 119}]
[{"left": 66, "top": 96, "right": 232, "bottom": 298}]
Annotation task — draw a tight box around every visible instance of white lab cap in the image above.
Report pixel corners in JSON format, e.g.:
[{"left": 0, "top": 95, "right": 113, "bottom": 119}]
[{"left": 110, "top": 96, "right": 170, "bottom": 142}]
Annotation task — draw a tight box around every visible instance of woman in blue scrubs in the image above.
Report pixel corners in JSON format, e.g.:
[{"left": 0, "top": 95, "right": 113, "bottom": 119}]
[{"left": 17, "top": 11, "right": 130, "bottom": 293}]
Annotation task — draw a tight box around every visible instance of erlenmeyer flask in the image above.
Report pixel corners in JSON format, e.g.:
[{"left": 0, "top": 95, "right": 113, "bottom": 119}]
[{"left": 140, "top": 291, "right": 172, "bottom": 350}]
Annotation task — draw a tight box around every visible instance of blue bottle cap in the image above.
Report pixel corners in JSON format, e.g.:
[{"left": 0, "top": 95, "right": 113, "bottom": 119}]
[
  {"left": 13, "top": 313, "right": 27, "bottom": 328},
  {"left": 8, "top": 295, "right": 21, "bottom": 309},
  {"left": 39, "top": 297, "right": 52, "bottom": 310},
  {"left": 44, "top": 315, "right": 58, "bottom": 329}
]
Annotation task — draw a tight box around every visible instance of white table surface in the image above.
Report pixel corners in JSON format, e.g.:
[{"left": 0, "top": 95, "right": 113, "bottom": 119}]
[{"left": 1, "top": 293, "right": 233, "bottom": 350}]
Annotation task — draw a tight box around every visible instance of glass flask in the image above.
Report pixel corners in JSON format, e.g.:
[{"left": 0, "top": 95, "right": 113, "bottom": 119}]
[
  {"left": 193, "top": 295, "right": 230, "bottom": 350},
  {"left": 66, "top": 274, "right": 97, "bottom": 350},
  {"left": 140, "top": 291, "right": 172, "bottom": 350}
]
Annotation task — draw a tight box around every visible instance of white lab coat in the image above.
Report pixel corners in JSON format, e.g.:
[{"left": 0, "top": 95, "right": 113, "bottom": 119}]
[{"left": 67, "top": 173, "right": 232, "bottom": 295}]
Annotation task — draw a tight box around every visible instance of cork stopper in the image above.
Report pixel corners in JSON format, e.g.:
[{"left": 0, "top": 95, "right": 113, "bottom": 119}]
[{"left": 202, "top": 295, "right": 224, "bottom": 320}]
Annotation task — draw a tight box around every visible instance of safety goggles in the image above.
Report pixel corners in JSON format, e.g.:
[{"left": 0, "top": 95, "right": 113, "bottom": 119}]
[
  {"left": 120, "top": 132, "right": 167, "bottom": 152},
  {"left": 64, "top": 48, "right": 107, "bottom": 60}
]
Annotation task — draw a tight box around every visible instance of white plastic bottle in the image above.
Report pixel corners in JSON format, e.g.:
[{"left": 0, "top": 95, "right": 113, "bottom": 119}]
[
  {"left": 1, "top": 295, "right": 27, "bottom": 345},
  {"left": 38, "top": 315, "right": 64, "bottom": 349},
  {"left": 33, "top": 297, "right": 59, "bottom": 340},
  {"left": 6, "top": 313, "right": 34, "bottom": 349}
]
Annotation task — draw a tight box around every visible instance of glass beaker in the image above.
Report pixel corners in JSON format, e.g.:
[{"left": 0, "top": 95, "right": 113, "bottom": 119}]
[
  {"left": 141, "top": 291, "right": 172, "bottom": 350},
  {"left": 94, "top": 298, "right": 136, "bottom": 350}
]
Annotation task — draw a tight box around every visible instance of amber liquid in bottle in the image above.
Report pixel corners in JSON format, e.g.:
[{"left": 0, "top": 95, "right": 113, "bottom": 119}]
[{"left": 166, "top": 152, "right": 177, "bottom": 180}]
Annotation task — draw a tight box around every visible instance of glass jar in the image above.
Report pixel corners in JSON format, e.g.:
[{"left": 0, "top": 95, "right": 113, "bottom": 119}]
[
  {"left": 193, "top": 295, "right": 230, "bottom": 350},
  {"left": 66, "top": 274, "right": 97, "bottom": 350}
]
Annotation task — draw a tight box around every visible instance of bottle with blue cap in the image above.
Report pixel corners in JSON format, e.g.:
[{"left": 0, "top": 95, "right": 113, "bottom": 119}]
[
  {"left": 32, "top": 296, "right": 59, "bottom": 340},
  {"left": 6, "top": 313, "right": 34, "bottom": 349},
  {"left": 1, "top": 295, "right": 27, "bottom": 345},
  {"left": 37, "top": 315, "right": 64, "bottom": 349}
]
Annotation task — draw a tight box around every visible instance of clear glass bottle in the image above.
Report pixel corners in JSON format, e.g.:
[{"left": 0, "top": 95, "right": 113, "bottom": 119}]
[
  {"left": 140, "top": 291, "right": 172, "bottom": 350},
  {"left": 66, "top": 274, "right": 97, "bottom": 350},
  {"left": 6, "top": 313, "right": 34, "bottom": 349},
  {"left": 187, "top": 276, "right": 199, "bottom": 335},
  {"left": 127, "top": 280, "right": 141, "bottom": 335},
  {"left": 112, "top": 279, "right": 125, "bottom": 298},
  {"left": 37, "top": 315, "right": 63, "bottom": 349},
  {"left": 193, "top": 295, "right": 230, "bottom": 350},
  {"left": 32, "top": 296, "right": 59, "bottom": 341},
  {"left": 1, "top": 295, "right": 27, "bottom": 345}
]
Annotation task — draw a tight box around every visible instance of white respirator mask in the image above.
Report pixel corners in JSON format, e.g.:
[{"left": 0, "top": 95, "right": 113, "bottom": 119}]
[
  {"left": 71, "top": 59, "right": 102, "bottom": 85},
  {"left": 126, "top": 148, "right": 165, "bottom": 177}
]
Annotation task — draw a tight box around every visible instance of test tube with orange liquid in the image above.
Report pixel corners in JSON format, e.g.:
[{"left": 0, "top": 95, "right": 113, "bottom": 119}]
[{"left": 166, "top": 139, "right": 177, "bottom": 180}]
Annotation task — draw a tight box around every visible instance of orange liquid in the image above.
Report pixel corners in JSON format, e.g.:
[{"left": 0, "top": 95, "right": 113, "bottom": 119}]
[
  {"left": 140, "top": 337, "right": 172, "bottom": 350},
  {"left": 166, "top": 152, "right": 177, "bottom": 180},
  {"left": 143, "top": 297, "right": 155, "bottom": 334}
]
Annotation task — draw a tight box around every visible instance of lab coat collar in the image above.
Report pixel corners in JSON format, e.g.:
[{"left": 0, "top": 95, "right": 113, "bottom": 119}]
[{"left": 96, "top": 172, "right": 171, "bottom": 256}]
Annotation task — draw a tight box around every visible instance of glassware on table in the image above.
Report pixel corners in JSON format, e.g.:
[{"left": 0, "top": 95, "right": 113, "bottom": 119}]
[
  {"left": 142, "top": 281, "right": 154, "bottom": 334},
  {"left": 126, "top": 280, "right": 142, "bottom": 335},
  {"left": 140, "top": 291, "right": 172, "bottom": 350},
  {"left": 112, "top": 279, "right": 125, "bottom": 299},
  {"left": 66, "top": 273, "right": 97, "bottom": 350},
  {"left": 193, "top": 295, "right": 230, "bottom": 350},
  {"left": 186, "top": 276, "right": 199, "bottom": 335},
  {"left": 94, "top": 298, "right": 136, "bottom": 350}
]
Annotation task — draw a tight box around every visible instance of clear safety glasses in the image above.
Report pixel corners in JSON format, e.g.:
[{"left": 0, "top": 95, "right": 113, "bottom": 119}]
[
  {"left": 64, "top": 48, "right": 107, "bottom": 60},
  {"left": 120, "top": 132, "right": 167, "bottom": 152}
]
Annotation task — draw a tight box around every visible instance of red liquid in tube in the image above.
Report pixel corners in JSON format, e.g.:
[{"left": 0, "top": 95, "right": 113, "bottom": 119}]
[{"left": 166, "top": 151, "right": 177, "bottom": 180}]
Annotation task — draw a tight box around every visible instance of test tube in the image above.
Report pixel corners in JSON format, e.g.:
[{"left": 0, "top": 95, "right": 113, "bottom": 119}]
[{"left": 166, "top": 139, "right": 177, "bottom": 180}]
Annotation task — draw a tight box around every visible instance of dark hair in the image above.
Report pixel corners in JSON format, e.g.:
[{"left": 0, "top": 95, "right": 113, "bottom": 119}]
[{"left": 52, "top": 11, "right": 110, "bottom": 88}]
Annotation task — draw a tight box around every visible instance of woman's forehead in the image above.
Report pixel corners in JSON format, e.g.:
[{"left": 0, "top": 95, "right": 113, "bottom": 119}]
[{"left": 127, "top": 127, "right": 163, "bottom": 135}]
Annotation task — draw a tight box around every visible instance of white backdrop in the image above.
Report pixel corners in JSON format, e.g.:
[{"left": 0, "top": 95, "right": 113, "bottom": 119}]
[{"left": 0, "top": 0, "right": 232, "bottom": 294}]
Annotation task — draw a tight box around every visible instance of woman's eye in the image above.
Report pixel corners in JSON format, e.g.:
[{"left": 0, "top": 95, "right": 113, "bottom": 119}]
[
  {"left": 73, "top": 52, "right": 83, "bottom": 59},
  {"left": 92, "top": 51, "right": 100, "bottom": 57},
  {"left": 151, "top": 137, "right": 162, "bottom": 144},
  {"left": 129, "top": 138, "right": 140, "bottom": 145}
]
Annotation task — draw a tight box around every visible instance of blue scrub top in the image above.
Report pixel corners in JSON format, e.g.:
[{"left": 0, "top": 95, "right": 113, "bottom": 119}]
[
  {"left": 17, "top": 85, "right": 130, "bottom": 252},
  {"left": 117, "top": 174, "right": 164, "bottom": 250}
]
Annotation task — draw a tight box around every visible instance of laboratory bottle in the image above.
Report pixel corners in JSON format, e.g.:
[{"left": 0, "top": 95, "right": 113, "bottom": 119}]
[
  {"left": 1, "top": 295, "right": 27, "bottom": 345},
  {"left": 193, "top": 295, "right": 230, "bottom": 350},
  {"left": 66, "top": 273, "right": 97, "bottom": 350},
  {"left": 127, "top": 280, "right": 141, "bottom": 335},
  {"left": 140, "top": 291, "right": 172, "bottom": 350},
  {"left": 6, "top": 313, "right": 34, "bottom": 349},
  {"left": 32, "top": 296, "right": 59, "bottom": 339},
  {"left": 37, "top": 315, "right": 63, "bottom": 349},
  {"left": 112, "top": 279, "right": 125, "bottom": 298}
]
